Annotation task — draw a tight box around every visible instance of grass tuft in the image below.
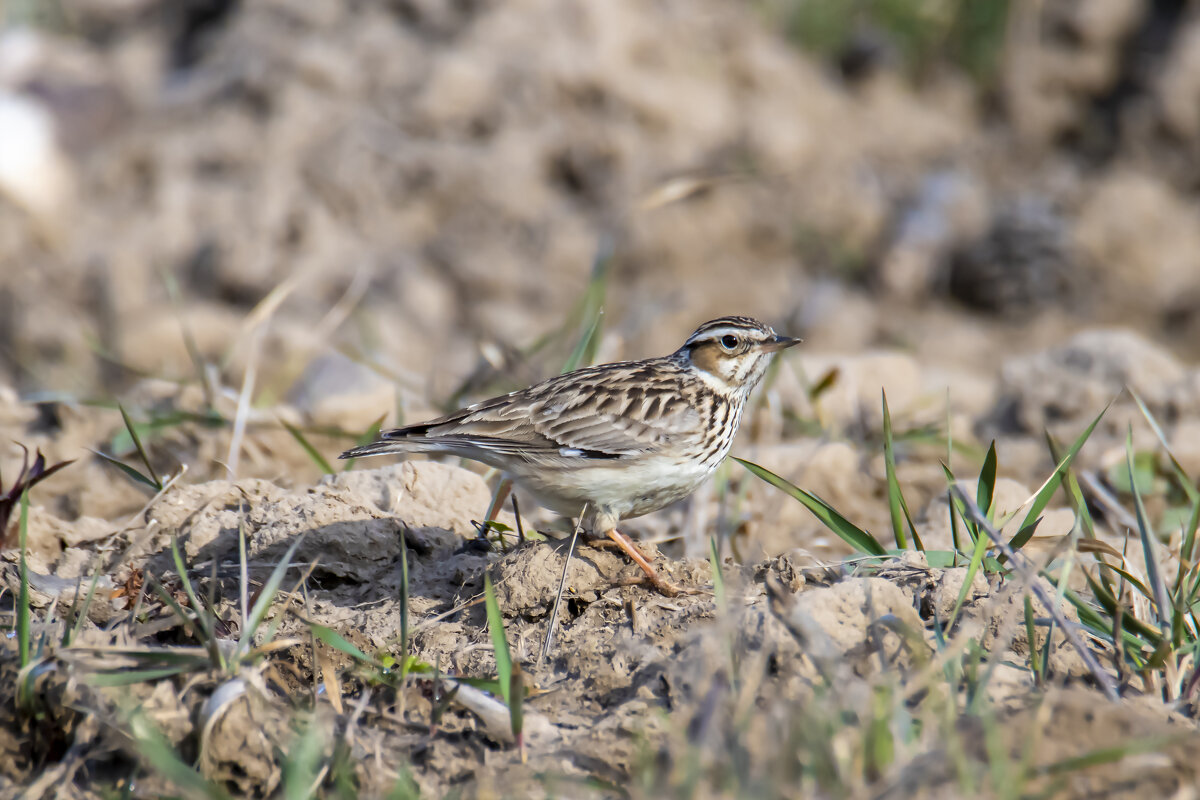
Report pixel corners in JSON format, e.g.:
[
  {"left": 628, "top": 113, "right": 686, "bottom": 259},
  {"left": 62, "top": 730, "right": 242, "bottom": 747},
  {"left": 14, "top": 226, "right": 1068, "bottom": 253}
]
[
  {"left": 882, "top": 390, "right": 920, "bottom": 550},
  {"left": 558, "top": 240, "right": 610, "bottom": 375},
  {"left": 735, "top": 456, "right": 888, "bottom": 556}
]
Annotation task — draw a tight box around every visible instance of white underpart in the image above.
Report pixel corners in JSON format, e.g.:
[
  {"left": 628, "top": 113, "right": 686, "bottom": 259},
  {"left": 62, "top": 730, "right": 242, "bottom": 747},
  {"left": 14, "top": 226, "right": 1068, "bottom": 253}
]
[{"left": 513, "top": 454, "right": 715, "bottom": 526}]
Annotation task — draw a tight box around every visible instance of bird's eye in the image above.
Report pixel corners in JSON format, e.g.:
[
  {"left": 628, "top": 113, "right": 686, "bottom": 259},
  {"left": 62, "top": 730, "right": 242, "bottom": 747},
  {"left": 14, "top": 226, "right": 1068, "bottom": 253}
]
[{"left": 720, "top": 334, "right": 739, "bottom": 350}]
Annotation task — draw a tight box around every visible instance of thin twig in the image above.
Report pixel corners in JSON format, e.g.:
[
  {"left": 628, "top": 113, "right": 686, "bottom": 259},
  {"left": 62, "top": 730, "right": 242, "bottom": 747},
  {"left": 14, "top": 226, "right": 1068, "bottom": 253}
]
[
  {"left": 539, "top": 514, "right": 584, "bottom": 667},
  {"left": 951, "top": 485, "right": 1120, "bottom": 701},
  {"left": 410, "top": 594, "right": 485, "bottom": 636},
  {"left": 312, "top": 264, "right": 370, "bottom": 343},
  {"left": 1077, "top": 471, "right": 1139, "bottom": 532},
  {"left": 226, "top": 323, "right": 265, "bottom": 479}
]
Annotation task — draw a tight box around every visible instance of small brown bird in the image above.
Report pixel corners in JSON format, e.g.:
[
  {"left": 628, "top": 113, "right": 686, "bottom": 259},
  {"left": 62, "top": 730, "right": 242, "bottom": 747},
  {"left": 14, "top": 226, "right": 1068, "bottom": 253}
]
[{"left": 340, "top": 316, "right": 799, "bottom": 594}]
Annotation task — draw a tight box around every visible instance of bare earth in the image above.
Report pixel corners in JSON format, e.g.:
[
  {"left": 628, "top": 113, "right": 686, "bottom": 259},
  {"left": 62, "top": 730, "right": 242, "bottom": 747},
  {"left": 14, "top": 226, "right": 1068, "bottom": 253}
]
[{"left": 6, "top": 0, "right": 1200, "bottom": 797}]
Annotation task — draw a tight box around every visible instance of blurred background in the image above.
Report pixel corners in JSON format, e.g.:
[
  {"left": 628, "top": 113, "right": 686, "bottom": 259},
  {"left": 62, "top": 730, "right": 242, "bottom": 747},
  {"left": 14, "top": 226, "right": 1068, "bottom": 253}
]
[{"left": 3, "top": 0, "right": 1200, "bottom": 559}]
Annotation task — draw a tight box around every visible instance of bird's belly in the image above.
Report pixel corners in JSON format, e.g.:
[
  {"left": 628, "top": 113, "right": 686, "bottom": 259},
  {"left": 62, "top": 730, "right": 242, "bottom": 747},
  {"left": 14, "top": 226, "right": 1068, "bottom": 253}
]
[{"left": 510, "top": 457, "right": 717, "bottom": 521}]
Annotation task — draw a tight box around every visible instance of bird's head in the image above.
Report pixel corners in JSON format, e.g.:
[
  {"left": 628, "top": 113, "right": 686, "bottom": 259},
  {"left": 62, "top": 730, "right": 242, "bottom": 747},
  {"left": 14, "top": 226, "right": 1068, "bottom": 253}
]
[{"left": 677, "top": 316, "right": 800, "bottom": 397}]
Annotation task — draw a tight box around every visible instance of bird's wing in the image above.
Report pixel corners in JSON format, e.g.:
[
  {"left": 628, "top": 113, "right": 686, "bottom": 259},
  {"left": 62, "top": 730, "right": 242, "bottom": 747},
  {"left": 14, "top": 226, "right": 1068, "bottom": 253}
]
[{"left": 371, "top": 361, "right": 700, "bottom": 462}]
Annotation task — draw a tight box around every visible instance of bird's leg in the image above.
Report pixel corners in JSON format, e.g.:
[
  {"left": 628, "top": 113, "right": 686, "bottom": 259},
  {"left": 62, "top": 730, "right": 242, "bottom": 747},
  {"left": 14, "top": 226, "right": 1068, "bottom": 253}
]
[
  {"left": 483, "top": 477, "right": 513, "bottom": 526},
  {"left": 511, "top": 494, "right": 526, "bottom": 544},
  {"left": 604, "top": 528, "right": 686, "bottom": 597}
]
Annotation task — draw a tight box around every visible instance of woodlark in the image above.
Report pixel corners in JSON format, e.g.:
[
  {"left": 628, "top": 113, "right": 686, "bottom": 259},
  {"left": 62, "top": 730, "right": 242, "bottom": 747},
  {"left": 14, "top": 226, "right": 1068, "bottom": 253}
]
[{"left": 340, "top": 316, "right": 799, "bottom": 595}]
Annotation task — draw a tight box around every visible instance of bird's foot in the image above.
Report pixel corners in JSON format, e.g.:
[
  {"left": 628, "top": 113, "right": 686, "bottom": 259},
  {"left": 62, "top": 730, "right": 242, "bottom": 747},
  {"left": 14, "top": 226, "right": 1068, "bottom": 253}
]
[{"left": 602, "top": 528, "right": 696, "bottom": 597}]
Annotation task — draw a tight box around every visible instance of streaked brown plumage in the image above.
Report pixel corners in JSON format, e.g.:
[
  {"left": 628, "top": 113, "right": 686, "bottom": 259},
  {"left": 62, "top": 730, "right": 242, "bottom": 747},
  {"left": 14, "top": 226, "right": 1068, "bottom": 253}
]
[{"left": 340, "top": 316, "right": 799, "bottom": 594}]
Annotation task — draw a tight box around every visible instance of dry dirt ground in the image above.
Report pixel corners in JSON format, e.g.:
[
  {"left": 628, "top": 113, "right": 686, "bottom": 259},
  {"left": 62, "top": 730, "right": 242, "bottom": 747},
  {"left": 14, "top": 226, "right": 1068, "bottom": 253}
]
[
  {"left": 7, "top": 0, "right": 1200, "bottom": 797},
  {"left": 6, "top": 440, "right": 1200, "bottom": 799}
]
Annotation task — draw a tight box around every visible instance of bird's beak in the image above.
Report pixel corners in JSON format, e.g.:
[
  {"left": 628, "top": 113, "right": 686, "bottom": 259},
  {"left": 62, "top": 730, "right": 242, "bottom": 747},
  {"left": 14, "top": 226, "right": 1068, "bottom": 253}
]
[{"left": 762, "top": 334, "right": 802, "bottom": 352}]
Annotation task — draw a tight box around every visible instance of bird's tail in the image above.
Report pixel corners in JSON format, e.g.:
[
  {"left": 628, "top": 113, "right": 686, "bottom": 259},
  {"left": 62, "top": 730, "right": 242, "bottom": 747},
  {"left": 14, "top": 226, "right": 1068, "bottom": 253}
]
[
  {"left": 338, "top": 423, "right": 440, "bottom": 460},
  {"left": 339, "top": 440, "right": 414, "bottom": 460}
]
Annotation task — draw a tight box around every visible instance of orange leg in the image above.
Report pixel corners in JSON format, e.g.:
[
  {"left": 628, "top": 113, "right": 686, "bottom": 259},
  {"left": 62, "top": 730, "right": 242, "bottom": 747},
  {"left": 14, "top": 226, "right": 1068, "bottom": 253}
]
[
  {"left": 605, "top": 528, "right": 687, "bottom": 597},
  {"left": 484, "top": 478, "right": 513, "bottom": 525}
]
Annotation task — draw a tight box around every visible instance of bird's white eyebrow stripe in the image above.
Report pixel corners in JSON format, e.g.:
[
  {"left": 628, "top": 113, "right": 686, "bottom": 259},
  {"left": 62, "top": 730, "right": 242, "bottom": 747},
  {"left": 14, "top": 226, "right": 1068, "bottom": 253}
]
[{"left": 686, "top": 325, "right": 764, "bottom": 344}]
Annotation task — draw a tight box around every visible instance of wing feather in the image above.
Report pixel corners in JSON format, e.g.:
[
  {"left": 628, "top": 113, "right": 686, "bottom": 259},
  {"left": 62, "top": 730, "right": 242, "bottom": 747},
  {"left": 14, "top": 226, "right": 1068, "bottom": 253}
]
[{"left": 363, "top": 359, "right": 699, "bottom": 463}]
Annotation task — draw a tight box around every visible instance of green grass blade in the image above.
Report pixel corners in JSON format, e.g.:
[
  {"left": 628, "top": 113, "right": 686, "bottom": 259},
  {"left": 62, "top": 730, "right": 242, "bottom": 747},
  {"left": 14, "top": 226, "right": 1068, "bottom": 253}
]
[
  {"left": 126, "top": 706, "right": 232, "bottom": 800},
  {"left": 947, "top": 489, "right": 963, "bottom": 554},
  {"left": 1127, "top": 429, "right": 1172, "bottom": 634},
  {"left": 17, "top": 488, "right": 30, "bottom": 668},
  {"left": 454, "top": 676, "right": 508, "bottom": 695},
  {"left": 282, "top": 715, "right": 325, "bottom": 800},
  {"left": 89, "top": 448, "right": 161, "bottom": 490},
  {"left": 560, "top": 312, "right": 603, "bottom": 375},
  {"left": 559, "top": 243, "right": 611, "bottom": 375},
  {"left": 104, "top": 407, "right": 226, "bottom": 455},
  {"left": 942, "top": 462, "right": 978, "bottom": 545},
  {"left": 1047, "top": 431, "right": 1115, "bottom": 595},
  {"left": 1057, "top": 456, "right": 1097, "bottom": 539},
  {"left": 1000, "top": 517, "right": 1041, "bottom": 563},
  {"left": 1017, "top": 402, "right": 1110, "bottom": 533},
  {"left": 151, "top": 579, "right": 224, "bottom": 669},
  {"left": 1039, "top": 614, "right": 1056, "bottom": 685},
  {"left": 118, "top": 403, "right": 162, "bottom": 490},
  {"left": 67, "top": 568, "right": 103, "bottom": 647},
  {"left": 809, "top": 367, "right": 840, "bottom": 402},
  {"left": 61, "top": 576, "right": 84, "bottom": 649},
  {"left": 976, "top": 441, "right": 997, "bottom": 520},
  {"left": 73, "top": 645, "right": 214, "bottom": 663},
  {"left": 709, "top": 536, "right": 726, "bottom": 612},
  {"left": 509, "top": 661, "right": 525, "bottom": 761},
  {"left": 86, "top": 665, "right": 198, "bottom": 687},
  {"left": 238, "top": 514, "right": 250, "bottom": 652},
  {"left": 152, "top": 579, "right": 197, "bottom": 625},
  {"left": 1176, "top": 495, "right": 1200, "bottom": 596},
  {"left": 1062, "top": 593, "right": 1131, "bottom": 651},
  {"left": 304, "top": 619, "right": 382, "bottom": 667},
  {"left": 1171, "top": 586, "right": 1189, "bottom": 651},
  {"left": 281, "top": 418, "right": 336, "bottom": 475},
  {"left": 1023, "top": 596, "right": 1041, "bottom": 679},
  {"left": 483, "top": 573, "right": 513, "bottom": 706},
  {"left": 168, "top": 536, "right": 222, "bottom": 669},
  {"left": 162, "top": 267, "right": 212, "bottom": 397},
  {"left": 1094, "top": 564, "right": 1152, "bottom": 600},
  {"left": 1076, "top": 569, "right": 1160, "bottom": 648},
  {"left": 1035, "top": 734, "right": 1185, "bottom": 777},
  {"left": 864, "top": 684, "right": 895, "bottom": 780},
  {"left": 386, "top": 766, "right": 422, "bottom": 800},
  {"left": 882, "top": 391, "right": 913, "bottom": 549},
  {"left": 241, "top": 533, "right": 307, "bottom": 656},
  {"left": 907, "top": 506, "right": 925, "bottom": 551},
  {"left": 1129, "top": 388, "right": 1200, "bottom": 503},
  {"left": 948, "top": 521, "right": 988, "bottom": 630},
  {"left": 735, "top": 457, "right": 887, "bottom": 556}
]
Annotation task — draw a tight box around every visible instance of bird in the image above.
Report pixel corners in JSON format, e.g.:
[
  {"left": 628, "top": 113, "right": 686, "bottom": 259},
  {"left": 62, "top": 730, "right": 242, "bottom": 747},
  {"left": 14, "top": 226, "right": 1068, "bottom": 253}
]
[{"left": 339, "top": 316, "right": 800, "bottom": 595}]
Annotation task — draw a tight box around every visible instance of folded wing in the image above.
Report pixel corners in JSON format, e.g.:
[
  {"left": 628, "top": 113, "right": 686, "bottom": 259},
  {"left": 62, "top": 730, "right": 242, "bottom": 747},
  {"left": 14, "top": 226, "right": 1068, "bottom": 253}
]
[{"left": 341, "top": 362, "right": 698, "bottom": 465}]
